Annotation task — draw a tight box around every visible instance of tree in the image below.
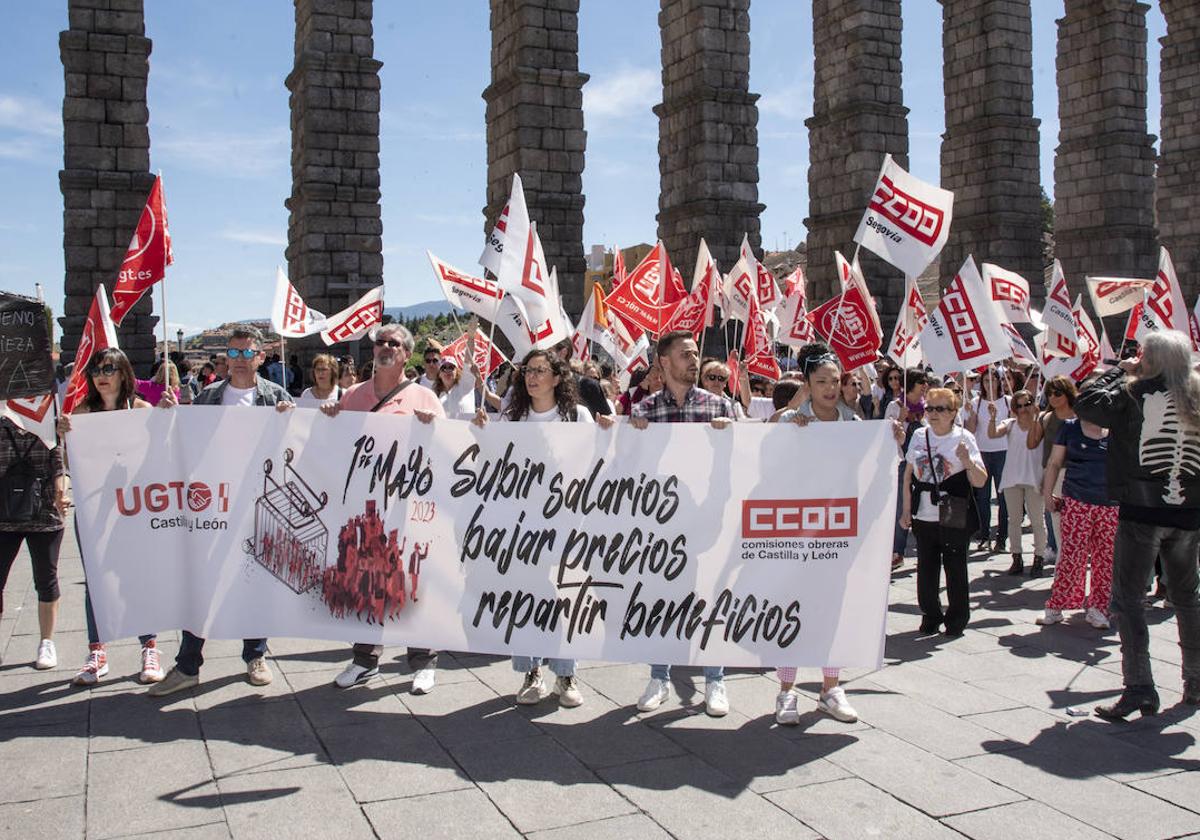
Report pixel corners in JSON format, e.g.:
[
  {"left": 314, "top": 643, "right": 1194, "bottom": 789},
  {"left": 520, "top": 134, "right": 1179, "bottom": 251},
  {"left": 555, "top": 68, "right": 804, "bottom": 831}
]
[{"left": 1040, "top": 187, "right": 1054, "bottom": 234}]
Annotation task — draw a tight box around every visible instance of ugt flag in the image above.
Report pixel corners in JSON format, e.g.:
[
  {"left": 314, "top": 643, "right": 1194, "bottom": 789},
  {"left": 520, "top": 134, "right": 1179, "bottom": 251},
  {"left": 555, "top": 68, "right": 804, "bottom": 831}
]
[
  {"left": 805, "top": 286, "right": 880, "bottom": 372},
  {"left": 63, "top": 285, "right": 120, "bottom": 415},
  {"left": 109, "top": 174, "right": 173, "bottom": 326},
  {"left": 918, "top": 256, "right": 1009, "bottom": 374},
  {"left": 853, "top": 154, "right": 953, "bottom": 279}
]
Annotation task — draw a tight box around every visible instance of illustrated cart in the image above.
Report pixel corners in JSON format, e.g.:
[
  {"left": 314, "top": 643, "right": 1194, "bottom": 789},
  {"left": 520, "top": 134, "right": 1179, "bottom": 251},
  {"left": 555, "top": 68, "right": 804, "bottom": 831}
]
[{"left": 243, "top": 449, "right": 329, "bottom": 594}]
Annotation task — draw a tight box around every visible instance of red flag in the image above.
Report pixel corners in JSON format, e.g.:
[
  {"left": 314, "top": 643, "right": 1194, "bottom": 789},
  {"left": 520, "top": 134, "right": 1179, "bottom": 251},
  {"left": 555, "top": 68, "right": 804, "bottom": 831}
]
[
  {"left": 1125, "top": 304, "right": 1141, "bottom": 343},
  {"left": 442, "top": 329, "right": 508, "bottom": 378},
  {"left": 605, "top": 241, "right": 687, "bottom": 335},
  {"left": 742, "top": 297, "right": 781, "bottom": 381},
  {"left": 663, "top": 240, "right": 719, "bottom": 340},
  {"left": 805, "top": 287, "right": 880, "bottom": 371},
  {"left": 109, "top": 174, "right": 173, "bottom": 326},
  {"left": 63, "top": 285, "right": 119, "bottom": 415},
  {"left": 612, "top": 246, "right": 626, "bottom": 287}
]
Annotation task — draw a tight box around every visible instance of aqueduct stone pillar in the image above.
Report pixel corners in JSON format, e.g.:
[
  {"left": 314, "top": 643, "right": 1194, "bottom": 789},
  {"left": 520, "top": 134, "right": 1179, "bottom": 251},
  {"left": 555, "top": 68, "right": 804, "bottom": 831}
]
[
  {"left": 1157, "top": 0, "right": 1200, "bottom": 302},
  {"left": 805, "top": 0, "right": 909, "bottom": 323},
  {"left": 59, "top": 0, "right": 157, "bottom": 374},
  {"left": 1053, "top": 0, "right": 1157, "bottom": 306},
  {"left": 483, "top": 0, "right": 588, "bottom": 315},
  {"left": 285, "top": 0, "right": 384, "bottom": 347},
  {"left": 939, "top": 0, "right": 1043, "bottom": 293},
  {"left": 655, "top": 0, "right": 764, "bottom": 275}
]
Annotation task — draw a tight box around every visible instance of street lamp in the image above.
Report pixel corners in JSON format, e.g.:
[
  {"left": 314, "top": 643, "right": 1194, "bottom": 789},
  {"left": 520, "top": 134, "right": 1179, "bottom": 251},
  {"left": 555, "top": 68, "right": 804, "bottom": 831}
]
[{"left": 176, "top": 329, "right": 183, "bottom": 356}]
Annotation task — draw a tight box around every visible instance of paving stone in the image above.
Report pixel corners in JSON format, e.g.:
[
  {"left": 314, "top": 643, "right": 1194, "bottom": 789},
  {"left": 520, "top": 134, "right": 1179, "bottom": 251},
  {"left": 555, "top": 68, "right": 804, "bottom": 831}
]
[
  {"left": 526, "top": 813, "right": 673, "bottom": 840},
  {"left": 527, "top": 686, "right": 686, "bottom": 769},
  {"left": 767, "top": 777, "right": 965, "bottom": 840},
  {"left": 260, "top": 637, "right": 351, "bottom": 675},
  {"left": 200, "top": 699, "right": 328, "bottom": 777},
  {"left": 401, "top": 677, "right": 541, "bottom": 748},
  {"left": 850, "top": 686, "right": 1018, "bottom": 760},
  {"left": 821, "top": 728, "right": 1023, "bottom": 817},
  {"left": 1130, "top": 771, "right": 1200, "bottom": 815},
  {"left": 186, "top": 654, "right": 297, "bottom": 711},
  {"left": 364, "top": 787, "right": 521, "bottom": 839},
  {"left": 0, "top": 722, "right": 87, "bottom": 804},
  {"left": 0, "top": 794, "right": 85, "bottom": 840},
  {"left": 866, "top": 662, "right": 1021, "bottom": 716},
  {"left": 87, "top": 739, "right": 220, "bottom": 839},
  {"left": 447, "top": 733, "right": 633, "bottom": 833},
  {"left": 119, "top": 823, "right": 233, "bottom": 839},
  {"left": 942, "top": 798, "right": 1115, "bottom": 840},
  {"left": 284, "top": 668, "right": 411, "bottom": 730},
  {"left": 600, "top": 754, "right": 818, "bottom": 839},
  {"left": 957, "top": 750, "right": 1200, "bottom": 840},
  {"left": 87, "top": 688, "right": 203, "bottom": 753},
  {"left": 217, "top": 764, "right": 374, "bottom": 840},
  {"left": 0, "top": 670, "right": 90, "bottom": 730},
  {"left": 318, "top": 716, "right": 469, "bottom": 802}
]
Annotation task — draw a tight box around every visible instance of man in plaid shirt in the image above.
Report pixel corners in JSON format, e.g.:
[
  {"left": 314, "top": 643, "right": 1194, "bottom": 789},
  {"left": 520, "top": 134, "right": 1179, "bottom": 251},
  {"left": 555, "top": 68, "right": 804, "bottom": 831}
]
[{"left": 630, "top": 330, "right": 735, "bottom": 716}]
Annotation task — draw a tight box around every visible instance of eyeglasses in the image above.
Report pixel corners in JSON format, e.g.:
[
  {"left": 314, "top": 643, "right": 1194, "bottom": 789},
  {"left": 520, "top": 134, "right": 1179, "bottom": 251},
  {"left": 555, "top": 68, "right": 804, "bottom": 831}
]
[
  {"left": 88, "top": 364, "right": 118, "bottom": 377},
  {"left": 226, "top": 348, "right": 257, "bottom": 359},
  {"left": 704, "top": 373, "right": 729, "bottom": 383},
  {"left": 523, "top": 366, "right": 554, "bottom": 377},
  {"left": 926, "top": 405, "right": 955, "bottom": 414},
  {"left": 375, "top": 339, "right": 404, "bottom": 349}
]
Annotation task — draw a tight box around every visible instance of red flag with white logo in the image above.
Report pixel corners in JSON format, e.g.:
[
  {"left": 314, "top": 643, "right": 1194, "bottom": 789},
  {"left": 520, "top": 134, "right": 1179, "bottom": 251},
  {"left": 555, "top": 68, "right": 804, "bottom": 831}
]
[
  {"left": 63, "top": 285, "right": 119, "bottom": 415},
  {"left": 612, "top": 246, "right": 626, "bottom": 287},
  {"left": 805, "top": 286, "right": 881, "bottom": 371},
  {"left": 441, "top": 329, "right": 508, "bottom": 378},
  {"left": 982, "top": 263, "right": 1032, "bottom": 325},
  {"left": 579, "top": 285, "right": 646, "bottom": 372},
  {"left": 271, "top": 267, "right": 327, "bottom": 338},
  {"left": 605, "top": 241, "right": 686, "bottom": 335},
  {"left": 742, "top": 296, "right": 781, "bottom": 381},
  {"left": 885, "top": 274, "right": 928, "bottom": 367},
  {"left": 835, "top": 250, "right": 882, "bottom": 342},
  {"left": 320, "top": 286, "right": 384, "bottom": 346},
  {"left": 739, "top": 233, "right": 780, "bottom": 312},
  {"left": 852, "top": 154, "right": 953, "bottom": 279},
  {"left": 918, "top": 256, "right": 1010, "bottom": 374},
  {"left": 2, "top": 394, "right": 57, "bottom": 449},
  {"left": 109, "top": 174, "right": 173, "bottom": 326},
  {"left": 1043, "top": 260, "right": 1078, "bottom": 354},
  {"left": 663, "top": 239, "right": 719, "bottom": 340}
]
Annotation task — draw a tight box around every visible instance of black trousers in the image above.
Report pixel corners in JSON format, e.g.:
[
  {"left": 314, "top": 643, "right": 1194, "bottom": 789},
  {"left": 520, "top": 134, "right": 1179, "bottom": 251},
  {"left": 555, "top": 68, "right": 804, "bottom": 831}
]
[
  {"left": 351, "top": 644, "right": 438, "bottom": 671},
  {"left": 912, "top": 519, "right": 971, "bottom": 633},
  {"left": 0, "top": 530, "right": 63, "bottom": 613}
]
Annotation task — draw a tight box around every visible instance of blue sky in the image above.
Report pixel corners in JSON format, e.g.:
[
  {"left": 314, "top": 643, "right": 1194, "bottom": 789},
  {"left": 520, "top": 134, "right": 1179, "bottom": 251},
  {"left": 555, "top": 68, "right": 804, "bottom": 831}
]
[{"left": 0, "top": 2, "right": 1165, "bottom": 337}]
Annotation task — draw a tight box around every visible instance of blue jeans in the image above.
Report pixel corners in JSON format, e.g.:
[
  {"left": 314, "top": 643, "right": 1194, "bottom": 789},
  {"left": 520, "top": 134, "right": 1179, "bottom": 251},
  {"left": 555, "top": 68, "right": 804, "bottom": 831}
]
[
  {"left": 176, "top": 631, "right": 268, "bottom": 677},
  {"left": 512, "top": 656, "right": 575, "bottom": 676},
  {"left": 975, "top": 450, "right": 1008, "bottom": 538},
  {"left": 651, "top": 664, "right": 723, "bottom": 683}
]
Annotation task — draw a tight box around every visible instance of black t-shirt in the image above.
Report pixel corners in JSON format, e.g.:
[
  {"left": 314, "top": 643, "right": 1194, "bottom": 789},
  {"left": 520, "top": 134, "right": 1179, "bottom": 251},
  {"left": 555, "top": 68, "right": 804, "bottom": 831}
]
[{"left": 577, "top": 376, "right": 611, "bottom": 417}]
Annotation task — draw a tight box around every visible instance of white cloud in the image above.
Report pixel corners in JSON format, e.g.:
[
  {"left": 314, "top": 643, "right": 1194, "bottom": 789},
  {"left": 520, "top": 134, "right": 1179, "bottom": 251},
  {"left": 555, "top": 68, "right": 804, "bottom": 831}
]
[
  {"left": 221, "top": 229, "right": 287, "bottom": 247},
  {"left": 154, "top": 128, "right": 289, "bottom": 179},
  {"left": 583, "top": 67, "right": 659, "bottom": 124},
  {"left": 757, "top": 82, "right": 813, "bottom": 121},
  {"left": 0, "top": 94, "right": 60, "bottom": 161}
]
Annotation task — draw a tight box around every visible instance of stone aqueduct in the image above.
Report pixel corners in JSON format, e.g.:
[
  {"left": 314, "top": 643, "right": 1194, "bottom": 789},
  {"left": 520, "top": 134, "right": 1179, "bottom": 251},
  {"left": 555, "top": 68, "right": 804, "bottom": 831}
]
[{"left": 58, "top": 0, "right": 1199, "bottom": 371}]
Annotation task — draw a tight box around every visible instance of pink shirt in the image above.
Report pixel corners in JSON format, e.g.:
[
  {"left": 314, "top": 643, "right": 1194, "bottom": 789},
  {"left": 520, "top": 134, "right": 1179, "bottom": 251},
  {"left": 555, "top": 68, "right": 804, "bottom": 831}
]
[{"left": 338, "top": 379, "right": 446, "bottom": 417}]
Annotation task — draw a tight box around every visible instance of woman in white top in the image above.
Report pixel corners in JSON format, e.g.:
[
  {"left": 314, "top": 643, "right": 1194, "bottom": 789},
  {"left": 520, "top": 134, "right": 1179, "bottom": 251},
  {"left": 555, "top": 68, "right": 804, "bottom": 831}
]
[
  {"left": 473, "top": 349, "right": 610, "bottom": 708},
  {"left": 297, "top": 353, "right": 343, "bottom": 407},
  {"left": 432, "top": 355, "right": 479, "bottom": 420},
  {"left": 965, "top": 367, "right": 1011, "bottom": 550},
  {"left": 987, "top": 389, "right": 1047, "bottom": 576}
]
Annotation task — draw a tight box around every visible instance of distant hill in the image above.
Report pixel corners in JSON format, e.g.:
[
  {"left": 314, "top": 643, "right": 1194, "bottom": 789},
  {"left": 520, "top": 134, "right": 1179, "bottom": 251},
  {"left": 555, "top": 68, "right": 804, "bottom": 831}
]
[{"left": 385, "top": 300, "right": 463, "bottom": 320}]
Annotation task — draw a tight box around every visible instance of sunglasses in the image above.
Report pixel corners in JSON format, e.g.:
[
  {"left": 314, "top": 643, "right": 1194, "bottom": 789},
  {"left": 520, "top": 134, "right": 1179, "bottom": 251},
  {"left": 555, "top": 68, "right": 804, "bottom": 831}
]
[
  {"left": 375, "top": 339, "right": 404, "bottom": 349},
  {"left": 226, "top": 348, "right": 257, "bottom": 359},
  {"left": 926, "top": 405, "right": 955, "bottom": 414},
  {"left": 704, "top": 373, "right": 729, "bottom": 383},
  {"left": 1013, "top": 401, "right": 1032, "bottom": 409},
  {"left": 88, "top": 363, "right": 119, "bottom": 377},
  {"left": 1048, "top": 389, "right": 1065, "bottom": 397},
  {"left": 440, "top": 364, "right": 457, "bottom": 372},
  {"left": 424, "top": 356, "right": 439, "bottom": 363}
]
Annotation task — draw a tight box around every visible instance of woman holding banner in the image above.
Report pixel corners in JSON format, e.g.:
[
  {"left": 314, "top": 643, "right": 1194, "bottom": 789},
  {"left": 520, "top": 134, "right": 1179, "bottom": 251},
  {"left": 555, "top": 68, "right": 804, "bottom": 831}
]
[
  {"left": 57, "top": 348, "right": 165, "bottom": 685},
  {"left": 297, "top": 353, "right": 343, "bottom": 407},
  {"left": 900, "top": 386, "right": 988, "bottom": 639},
  {"left": 474, "top": 348, "right": 611, "bottom": 708}
]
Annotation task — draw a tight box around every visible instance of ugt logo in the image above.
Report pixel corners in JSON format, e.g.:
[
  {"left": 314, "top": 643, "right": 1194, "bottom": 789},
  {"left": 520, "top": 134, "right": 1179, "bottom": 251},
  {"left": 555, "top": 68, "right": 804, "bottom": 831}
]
[
  {"left": 116, "top": 481, "right": 230, "bottom": 516},
  {"left": 742, "top": 499, "right": 858, "bottom": 538}
]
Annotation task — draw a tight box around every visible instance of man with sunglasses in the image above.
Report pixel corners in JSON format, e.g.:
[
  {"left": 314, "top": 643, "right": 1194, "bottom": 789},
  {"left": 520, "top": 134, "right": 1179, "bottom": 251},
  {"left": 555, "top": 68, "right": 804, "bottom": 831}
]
[
  {"left": 320, "top": 323, "right": 444, "bottom": 693},
  {"left": 416, "top": 345, "right": 442, "bottom": 389},
  {"left": 150, "top": 325, "right": 293, "bottom": 697}
]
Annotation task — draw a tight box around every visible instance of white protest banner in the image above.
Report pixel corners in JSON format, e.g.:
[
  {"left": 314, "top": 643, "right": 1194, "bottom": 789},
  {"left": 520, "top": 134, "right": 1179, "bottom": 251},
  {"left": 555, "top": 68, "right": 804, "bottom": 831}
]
[
  {"left": 981, "top": 264, "right": 1032, "bottom": 325},
  {"left": 68, "top": 408, "right": 896, "bottom": 668},
  {"left": 1085, "top": 276, "right": 1153, "bottom": 319},
  {"left": 853, "top": 154, "right": 953, "bottom": 279}
]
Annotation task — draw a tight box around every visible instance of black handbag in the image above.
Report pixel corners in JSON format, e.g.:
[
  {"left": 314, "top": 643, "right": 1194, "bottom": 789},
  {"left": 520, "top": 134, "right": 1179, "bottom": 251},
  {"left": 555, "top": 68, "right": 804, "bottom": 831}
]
[
  {"left": 926, "top": 429, "right": 969, "bottom": 530},
  {"left": 0, "top": 424, "right": 44, "bottom": 523}
]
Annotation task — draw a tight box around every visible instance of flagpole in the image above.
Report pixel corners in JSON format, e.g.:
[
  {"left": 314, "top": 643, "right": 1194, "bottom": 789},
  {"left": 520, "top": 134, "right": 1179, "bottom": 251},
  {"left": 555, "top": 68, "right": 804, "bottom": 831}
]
[{"left": 156, "top": 170, "right": 170, "bottom": 379}]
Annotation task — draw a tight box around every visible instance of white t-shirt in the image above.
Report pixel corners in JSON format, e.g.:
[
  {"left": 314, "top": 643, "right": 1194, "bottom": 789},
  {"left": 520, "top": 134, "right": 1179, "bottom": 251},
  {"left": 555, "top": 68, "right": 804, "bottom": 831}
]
[
  {"left": 499, "top": 404, "right": 594, "bottom": 423},
  {"left": 296, "top": 386, "right": 342, "bottom": 408},
  {"left": 436, "top": 370, "right": 478, "bottom": 420},
  {"left": 997, "top": 419, "right": 1044, "bottom": 491},
  {"left": 972, "top": 396, "right": 1010, "bottom": 453},
  {"left": 906, "top": 426, "right": 983, "bottom": 522},
  {"left": 746, "top": 396, "right": 775, "bottom": 421},
  {"left": 221, "top": 384, "right": 257, "bottom": 407}
]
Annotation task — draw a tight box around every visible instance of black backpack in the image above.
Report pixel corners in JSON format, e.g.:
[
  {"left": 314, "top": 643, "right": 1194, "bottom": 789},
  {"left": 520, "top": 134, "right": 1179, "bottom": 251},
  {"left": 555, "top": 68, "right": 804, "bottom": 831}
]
[{"left": 0, "top": 424, "right": 44, "bottom": 522}]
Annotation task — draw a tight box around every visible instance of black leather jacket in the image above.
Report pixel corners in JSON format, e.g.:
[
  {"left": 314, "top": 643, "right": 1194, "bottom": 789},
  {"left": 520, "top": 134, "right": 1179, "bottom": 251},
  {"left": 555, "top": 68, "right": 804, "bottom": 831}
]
[{"left": 1074, "top": 367, "right": 1200, "bottom": 509}]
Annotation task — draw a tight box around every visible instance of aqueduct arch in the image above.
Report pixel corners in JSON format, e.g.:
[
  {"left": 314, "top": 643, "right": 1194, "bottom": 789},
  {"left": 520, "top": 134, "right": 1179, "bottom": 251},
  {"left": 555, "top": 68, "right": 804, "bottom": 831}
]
[{"left": 59, "top": 0, "right": 1196, "bottom": 371}]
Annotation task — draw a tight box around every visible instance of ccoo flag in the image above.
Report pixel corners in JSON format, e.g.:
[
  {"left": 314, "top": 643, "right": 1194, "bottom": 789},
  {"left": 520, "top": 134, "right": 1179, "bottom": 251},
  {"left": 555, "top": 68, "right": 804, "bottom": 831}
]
[
  {"left": 918, "top": 256, "right": 1009, "bottom": 374},
  {"left": 853, "top": 154, "right": 953, "bottom": 279}
]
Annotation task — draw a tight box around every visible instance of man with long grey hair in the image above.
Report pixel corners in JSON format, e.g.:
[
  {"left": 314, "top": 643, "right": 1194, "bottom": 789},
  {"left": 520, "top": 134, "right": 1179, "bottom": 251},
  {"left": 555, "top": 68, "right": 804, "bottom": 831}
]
[{"left": 1076, "top": 329, "right": 1200, "bottom": 718}]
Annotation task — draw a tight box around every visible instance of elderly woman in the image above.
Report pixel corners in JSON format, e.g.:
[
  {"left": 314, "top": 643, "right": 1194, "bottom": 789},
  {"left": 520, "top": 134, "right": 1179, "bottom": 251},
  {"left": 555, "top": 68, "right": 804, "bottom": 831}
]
[
  {"left": 297, "top": 354, "right": 343, "bottom": 407},
  {"left": 1076, "top": 330, "right": 1200, "bottom": 718}
]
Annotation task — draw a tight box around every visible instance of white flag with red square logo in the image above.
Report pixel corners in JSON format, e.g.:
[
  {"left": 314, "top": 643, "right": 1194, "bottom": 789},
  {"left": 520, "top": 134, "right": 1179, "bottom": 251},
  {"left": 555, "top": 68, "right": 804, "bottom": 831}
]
[
  {"left": 2, "top": 394, "right": 57, "bottom": 449},
  {"left": 775, "top": 267, "right": 815, "bottom": 349},
  {"left": 1042, "top": 260, "right": 1078, "bottom": 354},
  {"left": 982, "top": 263, "right": 1032, "bottom": 325},
  {"left": 428, "top": 251, "right": 503, "bottom": 321},
  {"left": 885, "top": 274, "right": 927, "bottom": 367},
  {"left": 441, "top": 329, "right": 508, "bottom": 379},
  {"left": 1039, "top": 296, "right": 1100, "bottom": 382},
  {"left": 1133, "top": 247, "right": 1192, "bottom": 347},
  {"left": 271, "top": 267, "right": 327, "bottom": 338},
  {"left": 1085, "top": 275, "right": 1154, "bottom": 318},
  {"left": 852, "top": 154, "right": 953, "bottom": 279},
  {"left": 918, "top": 256, "right": 1010, "bottom": 374},
  {"left": 320, "top": 286, "right": 384, "bottom": 346}
]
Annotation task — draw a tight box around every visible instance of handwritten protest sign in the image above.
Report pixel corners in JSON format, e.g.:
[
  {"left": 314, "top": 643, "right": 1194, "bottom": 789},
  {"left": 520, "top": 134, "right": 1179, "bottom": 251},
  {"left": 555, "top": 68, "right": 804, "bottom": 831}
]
[{"left": 0, "top": 291, "right": 54, "bottom": 400}]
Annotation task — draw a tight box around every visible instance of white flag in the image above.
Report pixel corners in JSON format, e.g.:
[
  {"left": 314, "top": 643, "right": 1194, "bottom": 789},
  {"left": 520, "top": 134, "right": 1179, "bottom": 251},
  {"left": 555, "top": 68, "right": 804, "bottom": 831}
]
[
  {"left": 836, "top": 250, "right": 883, "bottom": 341},
  {"left": 2, "top": 394, "right": 57, "bottom": 449},
  {"left": 1040, "top": 297, "right": 1100, "bottom": 382},
  {"left": 428, "top": 251, "right": 503, "bottom": 320},
  {"left": 271, "top": 267, "right": 327, "bottom": 338},
  {"left": 853, "top": 154, "right": 953, "bottom": 278},
  {"left": 320, "top": 286, "right": 384, "bottom": 346},
  {"left": 885, "top": 274, "right": 927, "bottom": 367},
  {"left": 1134, "top": 247, "right": 1190, "bottom": 343},
  {"left": 1042, "top": 260, "right": 1078, "bottom": 356},
  {"left": 775, "top": 267, "right": 815, "bottom": 349},
  {"left": 982, "top": 263, "right": 1032, "bottom": 325},
  {"left": 720, "top": 255, "right": 756, "bottom": 326},
  {"left": 918, "top": 255, "right": 1009, "bottom": 374},
  {"left": 1085, "top": 275, "right": 1154, "bottom": 318},
  {"left": 1000, "top": 323, "right": 1039, "bottom": 366}
]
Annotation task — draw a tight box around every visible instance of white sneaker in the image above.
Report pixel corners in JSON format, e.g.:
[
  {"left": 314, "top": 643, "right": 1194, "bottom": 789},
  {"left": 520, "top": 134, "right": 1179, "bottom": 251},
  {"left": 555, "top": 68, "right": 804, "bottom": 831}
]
[
  {"left": 637, "top": 677, "right": 670, "bottom": 712},
  {"left": 1044, "top": 545, "right": 1057, "bottom": 562},
  {"left": 72, "top": 647, "right": 108, "bottom": 686},
  {"left": 34, "top": 639, "right": 57, "bottom": 670},
  {"left": 817, "top": 685, "right": 858, "bottom": 722},
  {"left": 139, "top": 644, "right": 165, "bottom": 684},
  {"left": 411, "top": 665, "right": 436, "bottom": 695},
  {"left": 775, "top": 689, "right": 800, "bottom": 726},
  {"left": 334, "top": 662, "right": 378, "bottom": 689},
  {"left": 1036, "top": 608, "right": 1064, "bottom": 626},
  {"left": 705, "top": 680, "right": 729, "bottom": 717},
  {"left": 516, "top": 669, "right": 548, "bottom": 705},
  {"left": 554, "top": 675, "right": 583, "bottom": 708},
  {"left": 1085, "top": 607, "right": 1111, "bottom": 629}
]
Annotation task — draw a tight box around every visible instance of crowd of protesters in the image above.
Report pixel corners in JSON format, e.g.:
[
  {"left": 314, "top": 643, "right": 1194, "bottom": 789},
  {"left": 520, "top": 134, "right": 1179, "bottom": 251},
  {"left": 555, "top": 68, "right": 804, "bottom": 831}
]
[{"left": 2, "top": 320, "right": 1196, "bottom": 725}]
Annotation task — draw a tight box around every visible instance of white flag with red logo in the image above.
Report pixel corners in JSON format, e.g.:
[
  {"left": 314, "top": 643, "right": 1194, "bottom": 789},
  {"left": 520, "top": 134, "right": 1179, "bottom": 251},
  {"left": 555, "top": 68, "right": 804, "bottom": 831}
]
[
  {"left": 2, "top": 394, "right": 57, "bottom": 449},
  {"left": 441, "top": 329, "right": 508, "bottom": 378},
  {"left": 663, "top": 239, "right": 719, "bottom": 340},
  {"left": 739, "top": 233, "right": 780, "bottom": 312},
  {"left": 612, "top": 246, "right": 626, "bottom": 286},
  {"left": 478, "top": 176, "right": 519, "bottom": 277},
  {"left": 605, "top": 241, "right": 686, "bottom": 335},
  {"left": 428, "top": 252, "right": 504, "bottom": 320},
  {"left": 852, "top": 154, "right": 953, "bottom": 279},
  {"left": 1042, "top": 260, "right": 1078, "bottom": 354},
  {"left": 1001, "top": 323, "right": 1039, "bottom": 366},
  {"left": 1134, "top": 247, "right": 1192, "bottom": 347},
  {"left": 109, "top": 174, "right": 173, "bottom": 326},
  {"left": 1085, "top": 275, "right": 1154, "bottom": 318},
  {"left": 1039, "top": 296, "right": 1100, "bottom": 382},
  {"left": 271, "top": 267, "right": 327, "bottom": 338},
  {"left": 775, "top": 267, "right": 815, "bottom": 349},
  {"left": 982, "top": 263, "right": 1032, "bottom": 325},
  {"left": 742, "top": 296, "right": 781, "bottom": 381},
  {"left": 885, "top": 274, "right": 927, "bottom": 367},
  {"left": 805, "top": 286, "right": 881, "bottom": 372},
  {"left": 1099, "top": 326, "right": 1118, "bottom": 371},
  {"left": 720, "top": 254, "right": 756, "bottom": 326},
  {"left": 63, "top": 285, "right": 120, "bottom": 415},
  {"left": 835, "top": 250, "right": 882, "bottom": 342},
  {"left": 320, "top": 286, "right": 384, "bottom": 346},
  {"left": 918, "top": 256, "right": 1010, "bottom": 374}
]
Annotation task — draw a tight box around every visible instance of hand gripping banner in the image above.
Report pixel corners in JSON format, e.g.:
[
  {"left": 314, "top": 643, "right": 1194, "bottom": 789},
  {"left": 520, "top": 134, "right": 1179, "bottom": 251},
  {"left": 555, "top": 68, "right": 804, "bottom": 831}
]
[{"left": 67, "top": 408, "right": 898, "bottom": 668}]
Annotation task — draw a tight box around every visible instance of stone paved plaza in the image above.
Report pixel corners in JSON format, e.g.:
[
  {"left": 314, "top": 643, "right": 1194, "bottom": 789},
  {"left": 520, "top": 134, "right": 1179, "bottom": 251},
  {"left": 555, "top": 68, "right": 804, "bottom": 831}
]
[{"left": 1, "top": 522, "right": 1198, "bottom": 840}]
